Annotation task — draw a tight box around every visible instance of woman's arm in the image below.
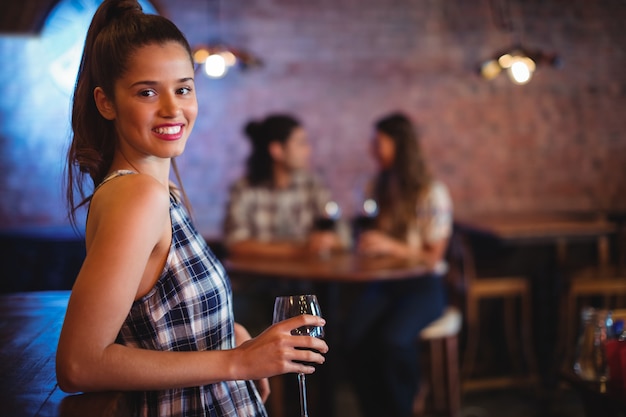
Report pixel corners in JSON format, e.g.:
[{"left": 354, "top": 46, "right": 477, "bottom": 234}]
[
  {"left": 357, "top": 229, "right": 449, "bottom": 267},
  {"left": 357, "top": 182, "right": 452, "bottom": 266},
  {"left": 234, "top": 322, "right": 270, "bottom": 403},
  {"left": 56, "top": 174, "right": 328, "bottom": 393}
]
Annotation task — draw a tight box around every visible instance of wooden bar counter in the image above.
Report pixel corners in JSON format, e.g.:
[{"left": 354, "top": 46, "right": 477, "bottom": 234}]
[{"left": 0, "top": 291, "right": 133, "bottom": 417}]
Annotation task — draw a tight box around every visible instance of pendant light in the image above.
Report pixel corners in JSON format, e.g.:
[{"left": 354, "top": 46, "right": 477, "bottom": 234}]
[
  {"left": 192, "top": 0, "right": 262, "bottom": 79},
  {"left": 478, "top": 0, "right": 560, "bottom": 85}
]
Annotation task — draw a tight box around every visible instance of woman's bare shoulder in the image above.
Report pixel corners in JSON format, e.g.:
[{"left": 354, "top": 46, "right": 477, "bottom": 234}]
[
  {"left": 95, "top": 173, "right": 168, "bottom": 203},
  {"left": 88, "top": 174, "right": 170, "bottom": 235}
]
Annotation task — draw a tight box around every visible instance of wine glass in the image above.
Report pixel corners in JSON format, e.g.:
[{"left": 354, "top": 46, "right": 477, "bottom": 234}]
[
  {"left": 273, "top": 294, "right": 325, "bottom": 417},
  {"left": 352, "top": 198, "right": 378, "bottom": 244},
  {"left": 313, "top": 200, "right": 341, "bottom": 231}
]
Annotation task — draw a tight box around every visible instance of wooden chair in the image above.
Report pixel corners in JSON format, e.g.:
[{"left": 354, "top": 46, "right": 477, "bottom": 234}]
[
  {"left": 415, "top": 306, "right": 463, "bottom": 417},
  {"left": 562, "top": 265, "right": 626, "bottom": 365},
  {"left": 452, "top": 233, "right": 539, "bottom": 391}
]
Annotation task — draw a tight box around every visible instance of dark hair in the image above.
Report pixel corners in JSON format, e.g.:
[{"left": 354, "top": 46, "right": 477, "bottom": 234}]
[
  {"left": 65, "top": 0, "right": 194, "bottom": 226},
  {"left": 373, "top": 112, "right": 432, "bottom": 238},
  {"left": 243, "top": 114, "right": 301, "bottom": 186}
]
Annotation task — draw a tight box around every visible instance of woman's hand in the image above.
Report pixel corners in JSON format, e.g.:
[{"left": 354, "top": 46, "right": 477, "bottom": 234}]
[
  {"left": 306, "top": 231, "right": 339, "bottom": 255},
  {"left": 232, "top": 315, "right": 328, "bottom": 381},
  {"left": 357, "top": 230, "right": 414, "bottom": 258}
]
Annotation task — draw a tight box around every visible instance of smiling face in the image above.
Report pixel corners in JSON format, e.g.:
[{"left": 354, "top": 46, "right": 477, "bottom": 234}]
[{"left": 95, "top": 41, "right": 198, "bottom": 166}]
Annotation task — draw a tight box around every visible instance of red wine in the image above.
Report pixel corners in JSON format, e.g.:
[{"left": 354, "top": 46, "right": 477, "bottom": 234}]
[{"left": 294, "top": 347, "right": 323, "bottom": 367}]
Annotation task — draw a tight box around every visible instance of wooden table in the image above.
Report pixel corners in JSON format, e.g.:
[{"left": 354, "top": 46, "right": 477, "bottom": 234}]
[
  {"left": 454, "top": 212, "right": 619, "bottom": 389},
  {"left": 455, "top": 212, "right": 617, "bottom": 266},
  {"left": 0, "top": 291, "right": 133, "bottom": 417},
  {"left": 224, "top": 250, "right": 430, "bottom": 283},
  {"left": 225, "top": 251, "right": 432, "bottom": 417}
]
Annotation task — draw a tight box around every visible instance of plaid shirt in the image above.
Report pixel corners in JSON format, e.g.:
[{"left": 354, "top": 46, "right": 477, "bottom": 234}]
[
  {"left": 109, "top": 172, "right": 266, "bottom": 417},
  {"left": 223, "top": 171, "right": 332, "bottom": 245}
]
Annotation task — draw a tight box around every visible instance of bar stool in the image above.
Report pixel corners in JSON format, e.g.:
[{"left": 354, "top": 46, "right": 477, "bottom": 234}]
[
  {"left": 457, "top": 234, "right": 539, "bottom": 391},
  {"left": 562, "top": 265, "right": 626, "bottom": 365},
  {"left": 415, "top": 306, "right": 463, "bottom": 417}
]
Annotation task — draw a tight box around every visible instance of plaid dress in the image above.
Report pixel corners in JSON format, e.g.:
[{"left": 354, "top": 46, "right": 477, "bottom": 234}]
[{"left": 106, "top": 172, "right": 267, "bottom": 417}]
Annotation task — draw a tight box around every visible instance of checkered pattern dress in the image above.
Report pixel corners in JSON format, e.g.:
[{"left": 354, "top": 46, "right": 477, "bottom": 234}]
[{"left": 108, "top": 172, "right": 267, "bottom": 417}]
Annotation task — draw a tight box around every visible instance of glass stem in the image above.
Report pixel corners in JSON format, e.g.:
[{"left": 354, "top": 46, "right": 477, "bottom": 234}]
[{"left": 297, "top": 372, "right": 309, "bottom": 417}]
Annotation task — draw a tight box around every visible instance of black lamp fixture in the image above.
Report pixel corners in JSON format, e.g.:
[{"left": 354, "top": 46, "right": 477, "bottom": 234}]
[
  {"left": 192, "top": 0, "right": 262, "bottom": 78},
  {"left": 479, "top": 44, "right": 560, "bottom": 85},
  {"left": 478, "top": 0, "right": 560, "bottom": 85},
  {"left": 192, "top": 43, "right": 262, "bottom": 79}
]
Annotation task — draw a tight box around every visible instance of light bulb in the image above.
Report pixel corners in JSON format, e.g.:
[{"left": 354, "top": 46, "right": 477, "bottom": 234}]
[
  {"left": 507, "top": 56, "right": 535, "bottom": 85},
  {"left": 498, "top": 53, "right": 514, "bottom": 68},
  {"left": 193, "top": 48, "right": 210, "bottom": 64},
  {"left": 204, "top": 54, "right": 227, "bottom": 78},
  {"left": 480, "top": 59, "right": 502, "bottom": 80},
  {"left": 220, "top": 50, "right": 237, "bottom": 67}
]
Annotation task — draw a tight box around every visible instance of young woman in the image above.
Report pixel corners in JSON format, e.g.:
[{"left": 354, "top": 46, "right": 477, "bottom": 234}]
[
  {"left": 344, "top": 112, "right": 453, "bottom": 417},
  {"left": 224, "top": 114, "right": 343, "bottom": 258},
  {"left": 55, "top": 2, "right": 327, "bottom": 416}
]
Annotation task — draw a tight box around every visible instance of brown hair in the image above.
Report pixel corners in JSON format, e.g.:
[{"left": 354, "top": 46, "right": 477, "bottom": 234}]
[{"left": 373, "top": 112, "right": 432, "bottom": 239}]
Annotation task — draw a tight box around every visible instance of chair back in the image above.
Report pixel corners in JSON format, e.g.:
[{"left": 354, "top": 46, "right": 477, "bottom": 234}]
[{"left": 444, "top": 226, "right": 474, "bottom": 308}]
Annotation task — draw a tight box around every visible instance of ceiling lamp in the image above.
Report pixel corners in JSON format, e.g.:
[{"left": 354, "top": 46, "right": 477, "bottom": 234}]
[
  {"left": 192, "top": 0, "right": 262, "bottom": 79},
  {"left": 479, "top": 45, "right": 560, "bottom": 85},
  {"left": 480, "top": 0, "right": 560, "bottom": 85},
  {"left": 192, "top": 43, "right": 262, "bottom": 79}
]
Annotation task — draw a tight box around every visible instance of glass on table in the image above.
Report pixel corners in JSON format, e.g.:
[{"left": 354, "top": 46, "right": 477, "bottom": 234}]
[
  {"left": 351, "top": 198, "right": 378, "bottom": 244},
  {"left": 313, "top": 201, "right": 341, "bottom": 232}
]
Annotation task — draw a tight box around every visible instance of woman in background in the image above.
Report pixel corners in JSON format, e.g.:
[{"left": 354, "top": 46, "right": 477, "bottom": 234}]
[
  {"left": 55, "top": 2, "right": 327, "bottom": 416},
  {"left": 344, "top": 112, "right": 453, "bottom": 417}
]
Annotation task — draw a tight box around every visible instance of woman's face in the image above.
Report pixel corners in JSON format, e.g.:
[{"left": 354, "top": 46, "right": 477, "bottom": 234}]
[
  {"left": 98, "top": 41, "right": 198, "bottom": 163},
  {"left": 279, "top": 126, "right": 311, "bottom": 171},
  {"left": 371, "top": 130, "right": 396, "bottom": 170}
]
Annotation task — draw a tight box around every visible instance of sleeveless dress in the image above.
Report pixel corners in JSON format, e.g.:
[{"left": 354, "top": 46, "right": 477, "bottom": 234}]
[{"left": 100, "top": 171, "right": 267, "bottom": 417}]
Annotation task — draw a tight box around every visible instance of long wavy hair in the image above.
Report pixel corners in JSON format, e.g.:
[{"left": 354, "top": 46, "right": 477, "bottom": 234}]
[
  {"left": 65, "top": 0, "right": 194, "bottom": 226},
  {"left": 372, "top": 112, "right": 432, "bottom": 239},
  {"left": 243, "top": 114, "right": 301, "bottom": 187}
]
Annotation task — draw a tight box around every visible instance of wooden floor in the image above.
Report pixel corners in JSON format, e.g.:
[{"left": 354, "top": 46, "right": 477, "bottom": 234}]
[{"left": 333, "top": 381, "right": 587, "bottom": 417}]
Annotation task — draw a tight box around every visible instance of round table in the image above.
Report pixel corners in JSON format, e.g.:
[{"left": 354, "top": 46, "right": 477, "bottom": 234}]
[{"left": 224, "top": 251, "right": 433, "bottom": 417}]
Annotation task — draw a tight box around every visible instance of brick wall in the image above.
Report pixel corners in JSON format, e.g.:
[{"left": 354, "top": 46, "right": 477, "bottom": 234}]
[{"left": 1, "top": 0, "right": 625, "bottom": 237}]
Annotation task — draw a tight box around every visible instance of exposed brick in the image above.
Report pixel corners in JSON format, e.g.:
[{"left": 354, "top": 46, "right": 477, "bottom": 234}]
[{"left": 1, "top": 0, "right": 625, "bottom": 236}]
